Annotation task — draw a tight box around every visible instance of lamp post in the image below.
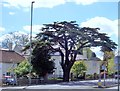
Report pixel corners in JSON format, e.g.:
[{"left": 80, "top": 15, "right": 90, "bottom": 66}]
[{"left": 29, "top": 1, "right": 35, "bottom": 85}]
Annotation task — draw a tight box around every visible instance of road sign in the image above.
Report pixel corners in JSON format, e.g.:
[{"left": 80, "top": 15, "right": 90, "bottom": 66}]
[
  {"left": 114, "top": 56, "right": 120, "bottom": 70},
  {"left": 114, "top": 56, "right": 120, "bottom": 64},
  {"left": 101, "top": 65, "right": 107, "bottom": 71}
]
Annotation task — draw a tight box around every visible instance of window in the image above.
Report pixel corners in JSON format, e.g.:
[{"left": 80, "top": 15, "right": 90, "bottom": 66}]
[{"left": 6, "top": 72, "right": 10, "bottom": 76}]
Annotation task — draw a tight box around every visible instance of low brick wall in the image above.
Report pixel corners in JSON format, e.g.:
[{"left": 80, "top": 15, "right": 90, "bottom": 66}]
[
  {"left": 17, "top": 78, "right": 42, "bottom": 86},
  {"left": 0, "top": 79, "right": 3, "bottom": 86},
  {"left": 17, "top": 78, "right": 29, "bottom": 86},
  {"left": 17, "top": 78, "right": 62, "bottom": 86}
]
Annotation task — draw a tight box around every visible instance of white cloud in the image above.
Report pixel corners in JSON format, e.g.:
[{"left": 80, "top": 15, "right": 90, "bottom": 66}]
[
  {"left": 3, "top": 0, "right": 65, "bottom": 9},
  {"left": 98, "top": 0, "right": 119, "bottom": 2},
  {"left": 80, "top": 17, "right": 118, "bottom": 37},
  {"left": 2, "top": 0, "right": 119, "bottom": 9},
  {"left": 91, "top": 47, "right": 103, "bottom": 60},
  {"left": 3, "top": 0, "right": 119, "bottom": 10},
  {"left": 3, "top": 0, "right": 110, "bottom": 9},
  {"left": 23, "top": 25, "right": 43, "bottom": 35},
  {"left": 9, "top": 12, "right": 15, "bottom": 15},
  {"left": 0, "top": 27, "right": 5, "bottom": 32},
  {"left": 67, "top": 0, "right": 98, "bottom": 5}
]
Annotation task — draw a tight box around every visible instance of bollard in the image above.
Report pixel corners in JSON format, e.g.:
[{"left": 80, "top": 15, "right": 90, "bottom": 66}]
[{"left": 98, "top": 79, "right": 102, "bottom": 88}]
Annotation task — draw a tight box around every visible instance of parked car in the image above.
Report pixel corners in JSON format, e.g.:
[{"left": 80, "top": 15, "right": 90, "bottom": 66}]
[{"left": 3, "top": 76, "right": 17, "bottom": 85}]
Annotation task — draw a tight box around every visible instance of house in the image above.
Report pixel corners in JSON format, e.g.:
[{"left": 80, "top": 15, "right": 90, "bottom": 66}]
[
  {"left": 83, "top": 60, "right": 101, "bottom": 75},
  {"left": 0, "top": 48, "right": 25, "bottom": 85},
  {"left": 84, "top": 52, "right": 101, "bottom": 75},
  {"left": 12, "top": 44, "right": 102, "bottom": 78},
  {"left": 49, "top": 51, "right": 102, "bottom": 78}
]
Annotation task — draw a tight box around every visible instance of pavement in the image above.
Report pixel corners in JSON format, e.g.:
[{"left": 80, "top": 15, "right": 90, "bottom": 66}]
[
  {"left": 59, "top": 79, "right": 117, "bottom": 87},
  {"left": 0, "top": 79, "right": 119, "bottom": 91}
]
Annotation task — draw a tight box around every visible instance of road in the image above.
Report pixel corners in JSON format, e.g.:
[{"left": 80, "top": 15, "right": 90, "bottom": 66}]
[
  {"left": 0, "top": 85, "right": 118, "bottom": 91},
  {"left": 0, "top": 79, "right": 119, "bottom": 91}
]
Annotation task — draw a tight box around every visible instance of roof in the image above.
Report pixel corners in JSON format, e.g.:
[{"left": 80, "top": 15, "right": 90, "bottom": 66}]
[
  {"left": 0, "top": 49, "right": 25, "bottom": 63},
  {"left": 76, "top": 54, "right": 87, "bottom": 60},
  {"left": 89, "top": 52, "right": 101, "bottom": 61}
]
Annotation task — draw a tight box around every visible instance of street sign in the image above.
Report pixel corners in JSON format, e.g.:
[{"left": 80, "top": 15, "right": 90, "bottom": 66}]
[
  {"left": 114, "top": 56, "right": 120, "bottom": 64},
  {"left": 101, "top": 65, "right": 107, "bottom": 71},
  {"left": 114, "top": 56, "right": 120, "bottom": 70}
]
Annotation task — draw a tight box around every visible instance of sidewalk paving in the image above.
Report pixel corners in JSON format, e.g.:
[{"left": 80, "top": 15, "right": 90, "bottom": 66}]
[
  {"left": 59, "top": 79, "right": 117, "bottom": 88},
  {"left": 1, "top": 79, "right": 118, "bottom": 90}
]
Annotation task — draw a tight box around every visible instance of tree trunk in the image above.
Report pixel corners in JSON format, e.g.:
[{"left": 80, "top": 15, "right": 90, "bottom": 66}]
[
  {"left": 44, "top": 73, "right": 48, "bottom": 83},
  {"left": 63, "top": 68, "right": 70, "bottom": 82}
]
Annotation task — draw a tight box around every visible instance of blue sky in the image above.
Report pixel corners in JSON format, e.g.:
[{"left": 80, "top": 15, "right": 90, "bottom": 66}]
[{"left": 0, "top": 0, "right": 119, "bottom": 57}]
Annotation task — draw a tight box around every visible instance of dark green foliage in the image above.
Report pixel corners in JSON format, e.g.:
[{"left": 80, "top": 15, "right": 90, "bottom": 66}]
[
  {"left": 31, "top": 41, "right": 55, "bottom": 77},
  {"left": 23, "top": 40, "right": 55, "bottom": 77}
]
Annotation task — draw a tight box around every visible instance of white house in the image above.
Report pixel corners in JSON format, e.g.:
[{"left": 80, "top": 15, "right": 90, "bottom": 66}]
[
  {"left": 83, "top": 61, "right": 101, "bottom": 74},
  {"left": 49, "top": 51, "right": 101, "bottom": 78},
  {"left": 0, "top": 49, "right": 25, "bottom": 85}
]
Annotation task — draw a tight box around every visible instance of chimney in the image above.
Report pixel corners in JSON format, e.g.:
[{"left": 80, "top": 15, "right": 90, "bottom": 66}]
[{"left": 8, "top": 42, "right": 12, "bottom": 51}]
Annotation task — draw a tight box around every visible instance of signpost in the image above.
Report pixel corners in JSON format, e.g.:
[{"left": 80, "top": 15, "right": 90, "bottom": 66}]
[
  {"left": 101, "top": 64, "right": 107, "bottom": 86},
  {"left": 114, "top": 55, "right": 120, "bottom": 91}
]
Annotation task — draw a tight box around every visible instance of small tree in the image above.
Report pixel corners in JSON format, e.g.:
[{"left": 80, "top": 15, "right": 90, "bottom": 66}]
[
  {"left": 14, "top": 60, "right": 31, "bottom": 77},
  {"left": 71, "top": 61, "right": 87, "bottom": 78},
  {"left": 101, "top": 47, "right": 115, "bottom": 72},
  {"left": 107, "top": 51, "right": 115, "bottom": 75}
]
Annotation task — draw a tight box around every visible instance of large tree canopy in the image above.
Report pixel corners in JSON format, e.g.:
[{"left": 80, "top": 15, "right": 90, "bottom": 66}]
[{"left": 36, "top": 21, "right": 117, "bottom": 82}]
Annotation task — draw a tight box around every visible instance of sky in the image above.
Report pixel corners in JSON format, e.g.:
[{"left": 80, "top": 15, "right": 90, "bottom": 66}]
[{"left": 0, "top": 0, "right": 119, "bottom": 58}]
